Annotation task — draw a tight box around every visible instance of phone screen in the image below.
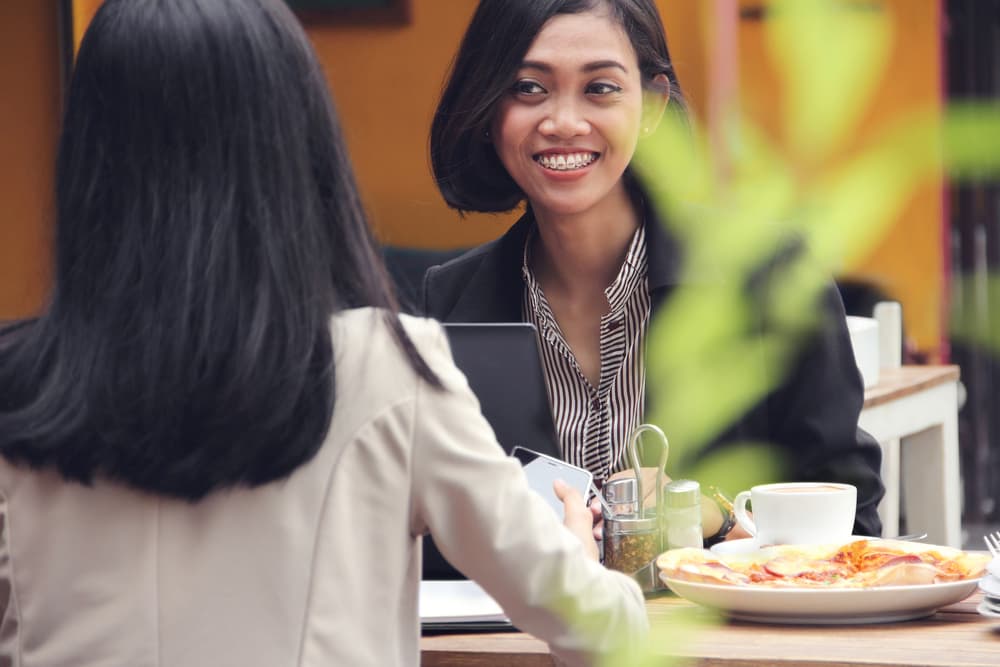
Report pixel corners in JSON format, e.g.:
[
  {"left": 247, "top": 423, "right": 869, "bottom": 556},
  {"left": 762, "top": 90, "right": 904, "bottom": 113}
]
[{"left": 511, "top": 446, "right": 593, "bottom": 520}]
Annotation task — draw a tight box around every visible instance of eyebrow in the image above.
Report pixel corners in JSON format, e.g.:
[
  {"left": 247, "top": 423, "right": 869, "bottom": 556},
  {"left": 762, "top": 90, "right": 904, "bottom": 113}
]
[{"left": 520, "top": 59, "right": 629, "bottom": 75}]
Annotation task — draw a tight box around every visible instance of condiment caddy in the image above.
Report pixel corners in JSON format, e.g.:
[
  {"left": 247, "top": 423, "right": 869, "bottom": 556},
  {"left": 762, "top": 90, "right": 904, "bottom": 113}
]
[{"left": 600, "top": 423, "right": 702, "bottom": 594}]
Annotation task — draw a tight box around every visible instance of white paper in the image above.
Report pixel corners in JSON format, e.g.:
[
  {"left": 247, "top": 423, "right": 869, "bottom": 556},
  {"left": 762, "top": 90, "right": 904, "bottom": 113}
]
[{"left": 419, "top": 580, "right": 509, "bottom": 624}]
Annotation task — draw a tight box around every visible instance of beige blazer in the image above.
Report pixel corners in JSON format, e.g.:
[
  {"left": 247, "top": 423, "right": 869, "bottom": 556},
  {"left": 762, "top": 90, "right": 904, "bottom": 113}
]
[{"left": 0, "top": 308, "right": 646, "bottom": 666}]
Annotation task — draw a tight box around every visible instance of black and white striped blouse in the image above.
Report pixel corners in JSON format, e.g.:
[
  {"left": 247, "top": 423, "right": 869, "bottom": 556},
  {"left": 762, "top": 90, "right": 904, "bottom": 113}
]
[{"left": 521, "top": 224, "right": 651, "bottom": 486}]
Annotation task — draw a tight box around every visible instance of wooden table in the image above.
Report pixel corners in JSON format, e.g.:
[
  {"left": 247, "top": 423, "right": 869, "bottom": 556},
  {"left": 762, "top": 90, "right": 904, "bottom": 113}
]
[
  {"left": 421, "top": 590, "right": 1000, "bottom": 666},
  {"left": 859, "top": 366, "right": 962, "bottom": 547}
]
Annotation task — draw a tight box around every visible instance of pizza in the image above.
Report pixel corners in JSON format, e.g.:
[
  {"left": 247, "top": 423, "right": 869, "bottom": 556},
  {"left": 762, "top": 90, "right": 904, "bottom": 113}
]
[{"left": 656, "top": 538, "right": 991, "bottom": 589}]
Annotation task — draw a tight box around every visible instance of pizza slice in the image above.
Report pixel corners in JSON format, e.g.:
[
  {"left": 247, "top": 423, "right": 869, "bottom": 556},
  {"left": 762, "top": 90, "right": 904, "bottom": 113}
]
[{"left": 657, "top": 539, "right": 991, "bottom": 588}]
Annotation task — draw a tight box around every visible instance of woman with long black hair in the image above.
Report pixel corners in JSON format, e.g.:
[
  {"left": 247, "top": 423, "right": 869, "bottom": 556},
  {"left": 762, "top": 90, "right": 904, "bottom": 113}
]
[{"left": 0, "top": 1, "right": 645, "bottom": 664}]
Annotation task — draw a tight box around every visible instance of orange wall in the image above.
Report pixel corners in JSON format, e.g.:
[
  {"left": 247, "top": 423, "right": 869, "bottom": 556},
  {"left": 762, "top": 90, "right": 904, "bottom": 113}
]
[
  {"left": 0, "top": 1, "right": 60, "bottom": 318},
  {"left": 305, "top": 1, "right": 509, "bottom": 248},
  {"left": 849, "top": 0, "right": 943, "bottom": 357},
  {"left": 734, "top": 0, "right": 943, "bottom": 355},
  {"left": 0, "top": 0, "right": 943, "bottom": 354}
]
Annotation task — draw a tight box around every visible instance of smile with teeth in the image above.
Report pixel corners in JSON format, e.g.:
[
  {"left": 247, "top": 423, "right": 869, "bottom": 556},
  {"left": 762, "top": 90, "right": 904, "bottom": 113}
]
[{"left": 534, "top": 152, "right": 599, "bottom": 171}]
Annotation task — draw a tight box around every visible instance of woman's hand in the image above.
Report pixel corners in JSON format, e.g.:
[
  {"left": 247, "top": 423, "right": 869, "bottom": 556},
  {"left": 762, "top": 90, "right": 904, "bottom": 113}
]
[
  {"left": 700, "top": 493, "right": 751, "bottom": 541},
  {"left": 724, "top": 522, "right": 752, "bottom": 541},
  {"left": 588, "top": 497, "right": 603, "bottom": 541},
  {"left": 554, "top": 479, "right": 600, "bottom": 561}
]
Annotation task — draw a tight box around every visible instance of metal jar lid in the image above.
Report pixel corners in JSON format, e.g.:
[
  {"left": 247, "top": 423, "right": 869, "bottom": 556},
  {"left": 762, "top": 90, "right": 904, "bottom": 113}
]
[
  {"left": 664, "top": 479, "right": 701, "bottom": 508},
  {"left": 604, "top": 477, "right": 637, "bottom": 504}
]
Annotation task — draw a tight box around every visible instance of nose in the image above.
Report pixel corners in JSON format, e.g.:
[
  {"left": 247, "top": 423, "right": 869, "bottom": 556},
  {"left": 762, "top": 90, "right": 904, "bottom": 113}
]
[{"left": 538, "top": 96, "right": 590, "bottom": 139}]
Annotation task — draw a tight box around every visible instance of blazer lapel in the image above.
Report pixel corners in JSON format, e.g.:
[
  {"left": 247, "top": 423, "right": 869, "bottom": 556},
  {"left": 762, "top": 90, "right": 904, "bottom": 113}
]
[
  {"left": 444, "top": 213, "right": 534, "bottom": 323},
  {"left": 642, "top": 197, "right": 685, "bottom": 312}
]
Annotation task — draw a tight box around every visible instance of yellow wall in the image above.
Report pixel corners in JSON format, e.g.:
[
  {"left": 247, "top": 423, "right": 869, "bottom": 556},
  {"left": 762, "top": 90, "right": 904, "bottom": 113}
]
[
  {"left": 0, "top": 0, "right": 944, "bottom": 355},
  {"left": 849, "top": 0, "right": 943, "bottom": 357}
]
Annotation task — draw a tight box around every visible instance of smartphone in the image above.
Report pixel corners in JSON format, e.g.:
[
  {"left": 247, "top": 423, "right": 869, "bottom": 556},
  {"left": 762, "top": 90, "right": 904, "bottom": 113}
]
[{"left": 511, "top": 446, "right": 593, "bottom": 520}]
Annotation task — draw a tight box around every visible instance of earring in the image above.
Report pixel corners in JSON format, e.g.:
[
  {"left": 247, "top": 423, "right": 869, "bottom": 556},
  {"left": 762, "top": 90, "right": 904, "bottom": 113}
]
[{"left": 483, "top": 128, "right": 491, "bottom": 140}]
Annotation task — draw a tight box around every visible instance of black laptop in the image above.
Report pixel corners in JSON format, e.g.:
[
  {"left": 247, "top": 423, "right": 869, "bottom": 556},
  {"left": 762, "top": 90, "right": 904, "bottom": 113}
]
[{"left": 422, "top": 322, "right": 561, "bottom": 580}]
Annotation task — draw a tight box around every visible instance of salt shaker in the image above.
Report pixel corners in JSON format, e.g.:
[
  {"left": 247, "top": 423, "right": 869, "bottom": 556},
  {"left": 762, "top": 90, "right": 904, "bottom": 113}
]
[{"left": 663, "top": 479, "right": 703, "bottom": 550}]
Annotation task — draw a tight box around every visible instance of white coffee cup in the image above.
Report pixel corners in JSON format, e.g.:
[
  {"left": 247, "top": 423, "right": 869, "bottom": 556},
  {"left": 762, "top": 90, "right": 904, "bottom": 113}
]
[{"left": 733, "top": 482, "right": 857, "bottom": 546}]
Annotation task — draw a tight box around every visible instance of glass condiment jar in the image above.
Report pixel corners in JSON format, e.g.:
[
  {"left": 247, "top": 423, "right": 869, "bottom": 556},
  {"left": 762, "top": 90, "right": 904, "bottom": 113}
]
[{"left": 603, "top": 511, "right": 660, "bottom": 575}]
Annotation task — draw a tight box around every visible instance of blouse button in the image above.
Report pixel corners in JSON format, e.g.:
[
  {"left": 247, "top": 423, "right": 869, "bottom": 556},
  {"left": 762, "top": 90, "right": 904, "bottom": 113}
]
[{"left": 606, "top": 318, "right": 622, "bottom": 331}]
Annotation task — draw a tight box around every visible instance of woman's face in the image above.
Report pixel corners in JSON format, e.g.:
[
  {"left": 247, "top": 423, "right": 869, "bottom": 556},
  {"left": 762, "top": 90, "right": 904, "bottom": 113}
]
[{"left": 491, "top": 9, "right": 649, "bottom": 220}]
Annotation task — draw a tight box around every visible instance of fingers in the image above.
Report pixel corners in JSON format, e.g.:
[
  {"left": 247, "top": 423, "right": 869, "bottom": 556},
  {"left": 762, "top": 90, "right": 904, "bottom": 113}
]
[
  {"left": 554, "top": 479, "right": 587, "bottom": 521},
  {"left": 588, "top": 498, "right": 604, "bottom": 542},
  {"left": 606, "top": 469, "right": 630, "bottom": 483},
  {"left": 727, "top": 523, "right": 753, "bottom": 540},
  {"left": 700, "top": 495, "right": 724, "bottom": 538},
  {"left": 554, "top": 479, "right": 599, "bottom": 561},
  {"left": 552, "top": 477, "right": 575, "bottom": 501}
]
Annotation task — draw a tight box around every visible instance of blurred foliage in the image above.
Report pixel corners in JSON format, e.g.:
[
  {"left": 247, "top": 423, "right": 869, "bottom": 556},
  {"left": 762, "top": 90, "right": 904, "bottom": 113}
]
[
  {"left": 589, "top": 0, "right": 1000, "bottom": 663},
  {"left": 632, "top": 0, "right": 1000, "bottom": 495}
]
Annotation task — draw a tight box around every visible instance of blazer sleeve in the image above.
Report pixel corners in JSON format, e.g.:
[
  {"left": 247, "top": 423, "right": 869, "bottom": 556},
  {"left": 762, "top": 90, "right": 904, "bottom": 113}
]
[
  {"left": 407, "top": 322, "right": 647, "bottom": 665},
  {"left": 766, "top": 281, "right": 886, "bottom": 537}
]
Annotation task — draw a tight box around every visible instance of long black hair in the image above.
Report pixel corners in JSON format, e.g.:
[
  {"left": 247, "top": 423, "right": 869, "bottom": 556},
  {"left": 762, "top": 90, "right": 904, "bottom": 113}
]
[
  {"left": 0, "top": 0, "right": 437, "bottom": 500},
  {"left": 430, "top": 0, "right": 688, "bottom": 213}
]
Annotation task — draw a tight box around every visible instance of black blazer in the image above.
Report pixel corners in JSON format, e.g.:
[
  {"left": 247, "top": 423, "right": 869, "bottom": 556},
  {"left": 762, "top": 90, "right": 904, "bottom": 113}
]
[{"left": 422, "top": 207, "right": 885, "bottom": 555}]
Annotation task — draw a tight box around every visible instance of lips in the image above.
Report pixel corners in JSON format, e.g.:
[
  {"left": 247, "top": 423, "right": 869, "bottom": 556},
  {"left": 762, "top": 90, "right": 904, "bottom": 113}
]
[{"left": 533, "top": 150, "right": 600, "bottom": 171}]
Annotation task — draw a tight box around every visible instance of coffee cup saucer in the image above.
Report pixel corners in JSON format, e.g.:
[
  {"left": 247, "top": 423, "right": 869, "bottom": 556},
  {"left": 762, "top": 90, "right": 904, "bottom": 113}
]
[
  {"left": 709, "top": 536, "right": 880, "bottom": 556},
  {"left": 709, "top": 538, "right": 761, "bottom": 556}
]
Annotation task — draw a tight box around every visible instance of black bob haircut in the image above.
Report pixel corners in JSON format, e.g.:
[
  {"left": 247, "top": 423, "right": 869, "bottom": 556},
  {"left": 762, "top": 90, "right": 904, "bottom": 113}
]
[
  {"left": 0, "top": 0, "right": 438, "bottom": 500},
  {"left": 430, "top": 0, "right": 688, "bottom": 214}
]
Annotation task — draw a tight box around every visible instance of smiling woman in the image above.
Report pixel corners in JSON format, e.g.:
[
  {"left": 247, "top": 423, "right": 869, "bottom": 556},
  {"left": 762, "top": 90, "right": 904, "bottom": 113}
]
[
  {"left": 422, "top": 0, "right": 886, "bottom": 583},
  {"left": 426, "top": 0, "right": 689, "bottom": 485},
  {"left": 488, "top": 11, "right": 665, "bottom": 225}
]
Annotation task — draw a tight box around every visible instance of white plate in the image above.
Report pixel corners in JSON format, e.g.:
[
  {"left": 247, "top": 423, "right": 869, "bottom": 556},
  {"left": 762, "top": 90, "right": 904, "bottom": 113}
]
[
  {"left": 988, "top": 555, "right": 1000, "bottom": 579},
  {"left": 979, "top": 574, "right": 1000, "bottom": 598},
  {"left": 662, "top": 577, "right": 980, "bottom": 625},
  {"left": 978, "top": 600, "right": 1000, "bottom": 619}
]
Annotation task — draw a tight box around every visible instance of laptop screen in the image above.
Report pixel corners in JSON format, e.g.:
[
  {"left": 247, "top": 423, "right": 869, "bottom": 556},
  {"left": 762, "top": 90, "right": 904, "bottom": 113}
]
[{"left": 442, "top": 322, "right": 560, "bottom": 460}]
